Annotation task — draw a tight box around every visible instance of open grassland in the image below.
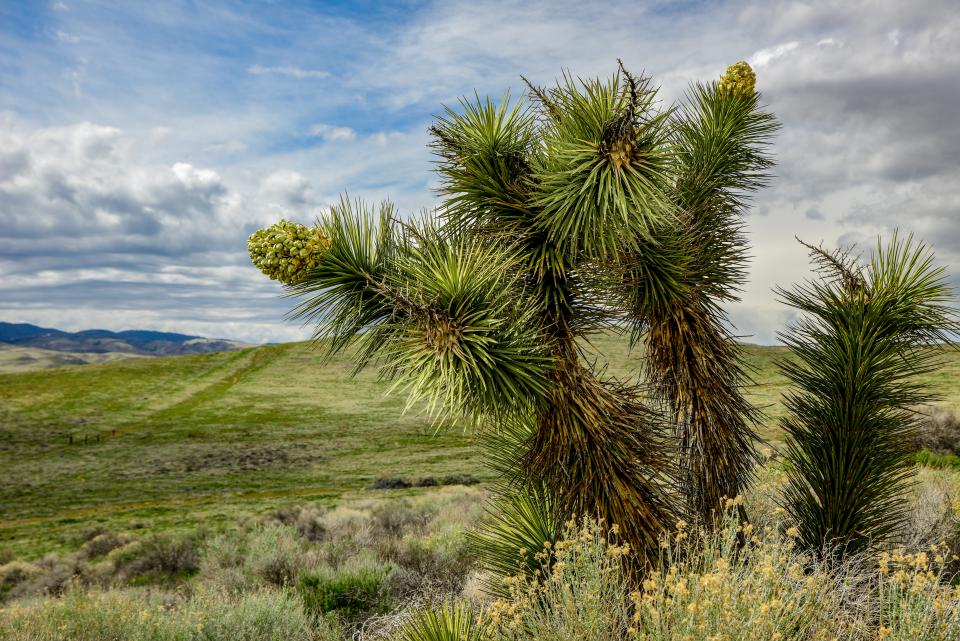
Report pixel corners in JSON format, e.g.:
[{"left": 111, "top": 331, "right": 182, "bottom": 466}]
[{"left": 2, "top": 334, "right": 959, "bottom": 560}]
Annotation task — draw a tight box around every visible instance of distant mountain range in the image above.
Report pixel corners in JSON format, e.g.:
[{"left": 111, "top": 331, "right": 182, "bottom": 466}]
[{"left": 0, "top": 322, "right": 248, "bottom": 357}]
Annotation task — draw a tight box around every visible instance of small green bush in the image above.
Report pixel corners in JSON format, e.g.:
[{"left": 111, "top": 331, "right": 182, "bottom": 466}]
[
  {"left": 136, "top": 531, "right": 202, "bottom": 576},
  {"left": 915, "top": 449, "right": 960, "bottom": 471},
  {"left": 78, "top": 532, "right": 129, "bottom": 560},
  {"left": 244, "top": 525, "right": 305, "bottom": 586},
  {"left": 297, "top": 558, "right": 392, "bottom": 621}
]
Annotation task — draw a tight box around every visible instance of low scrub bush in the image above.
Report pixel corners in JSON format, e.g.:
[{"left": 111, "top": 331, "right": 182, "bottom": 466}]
[
  {"left": 0, "top": 560, "right": 42, "bottom": 598},
  {"left": 125, "top": 531, "right": 202, "bottom": 582},
  {"left": 244, "top": 524, "right": 305, "bottom": 586},
  {"left": 371, "top": 501, "right": 434, "bottom": 539},
  {"left": 379, "top": 532, "right": 474, "bottom": 598},
  {"left": 78, "top": 532, "right": 130, "bottom": 560},
  {"left": 917, "top": 407, "right": 960, "bottom": 456},
  {"left": 270, "top": 504, "right": 327, "bottom": 541},
  {"left": 298, "top": 556, "right": 393, "bottom": 622}
]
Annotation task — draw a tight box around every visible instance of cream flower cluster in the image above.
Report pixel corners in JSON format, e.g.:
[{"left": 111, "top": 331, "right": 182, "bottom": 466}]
[
  {"left": 718, "top": 61, "right": 756, "bottom": 98},
  {"left": 248, "top": 219, "right": 331, "bottom": 285}
]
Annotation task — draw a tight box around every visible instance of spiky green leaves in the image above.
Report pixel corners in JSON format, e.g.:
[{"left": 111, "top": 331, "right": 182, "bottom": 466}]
[
  {"left": 383, "top": 229, "right": 555, "bottom": 422},
  {"left": 396, "top": 599, "right": 485, "bottom": 641},
  {"left": 288, "top": 197, "right": 400, "bottom": 364},
  {"left": 431, "top": 94, "right": 536, "bottom": 235},
  {"left": 468, "top": 485, "right": 562, "bottom": 595},
  {"left": 290, "top": 198, "right": 553, "bottom": 423},
  {"left": 530, "top": 70, "right": 674, "bottom": 260},
  {"left": 248, "top": 219, "right": 331, "bottom": 285},
  {"left": 717, "top": 61, "right": 756, "bottom": 98},
  {"left": 778, "top": 235, "right": 957, "bottom": 560}
]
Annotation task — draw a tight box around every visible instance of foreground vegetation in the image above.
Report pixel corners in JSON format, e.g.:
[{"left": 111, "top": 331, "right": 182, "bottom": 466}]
[{"left": 2, "top": 467, "right": 959, "bottom": 640}]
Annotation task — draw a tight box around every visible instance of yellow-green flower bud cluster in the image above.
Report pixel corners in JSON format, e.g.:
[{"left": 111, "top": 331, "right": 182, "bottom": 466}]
[
  {"left": 248, "top": 219, "right": 331, "bottom": 285},
  {"left": 718, "top": 61, "right": 756, "bottom": 98}
]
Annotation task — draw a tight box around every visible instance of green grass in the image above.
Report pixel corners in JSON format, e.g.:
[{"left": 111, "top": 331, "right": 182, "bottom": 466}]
[{"left": 2, "top": 335, "right": 959, "bottom": 559}]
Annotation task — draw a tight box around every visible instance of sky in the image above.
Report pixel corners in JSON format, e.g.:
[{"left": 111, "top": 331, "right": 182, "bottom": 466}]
[{"left": 0, "top": 0, "right": 957, "bottom": 345}]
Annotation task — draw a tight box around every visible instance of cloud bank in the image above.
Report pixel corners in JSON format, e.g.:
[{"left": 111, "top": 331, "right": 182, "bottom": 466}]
[{"left": 0, "top": 0, "right": 957, "bottom": 344}]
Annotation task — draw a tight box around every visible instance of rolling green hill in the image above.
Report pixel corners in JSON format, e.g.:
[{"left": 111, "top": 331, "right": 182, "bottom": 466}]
[
  {"left": 0, "top": 344, "right": 147, "bottom": 373},
  {"left": 2, "top": 334, "right": 959, "bottom": 559}
]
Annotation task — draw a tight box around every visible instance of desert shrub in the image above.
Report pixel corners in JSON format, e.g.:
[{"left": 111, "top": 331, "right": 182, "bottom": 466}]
[
  {"left": 298, "top": 556, "right": 393, "bottom": 622},
  {"left": 7, "top": 553, "right": 85, "bottom": 598},
  {"left": 379, "top": 532, "right": 474, "bottom": 598},
  {"left": 483, "top": 517, "right": 633, "bottom": 640},
  {"left": 875, "top": 547, "right": 960, "bottom": 640},
  {"left": 0, "top": 586, "right": 315, "bottom": 641},
  {"left": 270, "top": 504, "right": 327, "bottom": 541},
  {"left": 904, "top": 467, "right": 960, "bottom": 577},
  {"left": 198, "top": 530, "right": 252, "bottom": 594},
  {"left": 115, "top": 531, "right": 202, "bottom": 585},
  {"left": 321, "top": 506, "right": 374, "bottom": 547},
  {"left": 78, "top": 532, "right": 129, "bottom": 560},
  {"left": 244, "top": 525, "right": 305, "bottom": 586},
  {"left": 0, "top": 560, "right": 42, "bottom": 598},
  {"left": 629, "top": 501, "right": 856, "bottom": 641},
  {"left": 186, "top": 587, "right": 317, "bottom": 641},
  {"left": 371, "top": 501, "right": 434, "bottom": 539},
  {"left": 917, "top": 406, "right": 960, "bottom": 456}
]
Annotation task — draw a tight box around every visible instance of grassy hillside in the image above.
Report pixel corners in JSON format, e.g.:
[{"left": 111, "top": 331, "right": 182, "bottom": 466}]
[
  {"left": 0, "top": 344, "right": 145, "bottom": 372},
  {"left": 2, "top": 334, "right": 959, "bottom": 559}
]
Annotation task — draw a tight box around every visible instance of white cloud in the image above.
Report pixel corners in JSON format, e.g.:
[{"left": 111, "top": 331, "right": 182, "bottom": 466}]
[
  {"left": 308, "top": 123, "right": 357, "bottom": 141},
  {"left": 246, "top": 64, "right": 329, "bottom": 79},
  {"left": 55, "top": 30, "right": 81, "bottom": 43},
  {"left": 749, "top": 41, "right": 800, "bottom": 68}
]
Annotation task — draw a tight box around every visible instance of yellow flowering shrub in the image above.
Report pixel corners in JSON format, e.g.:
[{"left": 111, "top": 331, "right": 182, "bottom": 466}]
[
  {"left": 482, "top": 517, "right": 633, "bottom": 641},
  {"left": 875, "top": 545, "right": 960, "bottom": 641},
  {"left": 248, "top": 219, "right": 331, "bottom": 285},
  {"left": 628, "top": 499, "right": 849, "bottom": 641}
]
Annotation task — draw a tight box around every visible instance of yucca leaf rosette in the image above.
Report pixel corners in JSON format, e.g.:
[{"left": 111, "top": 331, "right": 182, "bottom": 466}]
[{"left": 248, "top": 219, "right": 331, "bottom": 285}]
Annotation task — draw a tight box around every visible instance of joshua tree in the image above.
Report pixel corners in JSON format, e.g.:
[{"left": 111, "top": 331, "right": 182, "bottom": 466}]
[
  {"left": 249, "top": 61, "right": 778, "bottom": 567},
  {"left": 778, "top": 236, "right": 956, "bottom": 560}
]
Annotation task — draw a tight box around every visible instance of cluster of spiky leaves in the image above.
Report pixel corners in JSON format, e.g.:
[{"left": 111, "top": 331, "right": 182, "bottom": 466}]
[
  {"left": 248, "top": 219, "right": 331, "bottom": 285},
  {"left": 287, "top": 197, "right": 554, "bottom": 423},
  {"left": 396, "top": 599, "right": 485, "bottom": 641},
  {"left": 778, "top": 235, "right": 957, "bottom": 560},
  {"left": 252, "top": 61, "right": 778, "bottom": 576}
]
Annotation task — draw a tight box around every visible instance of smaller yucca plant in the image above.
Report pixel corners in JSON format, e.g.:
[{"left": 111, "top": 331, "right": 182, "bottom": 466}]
[
  {"left": 778, "top": 234, "right": 957, "bottom": 560},
  {"left": 395, "top": 599, "right": 485, "bottom": 641}
]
